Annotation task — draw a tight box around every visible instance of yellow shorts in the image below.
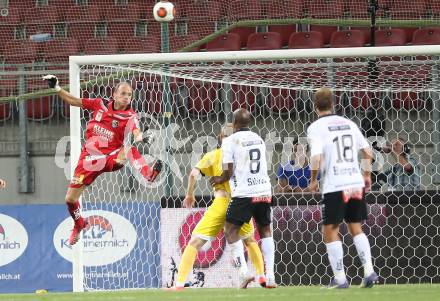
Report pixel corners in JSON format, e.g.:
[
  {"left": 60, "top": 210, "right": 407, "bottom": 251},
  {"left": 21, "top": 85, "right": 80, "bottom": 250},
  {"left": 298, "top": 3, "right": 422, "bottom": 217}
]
[{"left": 192, "top": 197, "right": 254, "bottom": 241}]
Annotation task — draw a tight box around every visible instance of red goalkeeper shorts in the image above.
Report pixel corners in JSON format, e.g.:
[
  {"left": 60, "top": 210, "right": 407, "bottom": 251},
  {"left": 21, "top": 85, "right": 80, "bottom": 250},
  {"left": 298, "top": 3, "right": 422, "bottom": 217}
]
[{"left": 69, "top": 148, "right": 124, "bottom": 188}]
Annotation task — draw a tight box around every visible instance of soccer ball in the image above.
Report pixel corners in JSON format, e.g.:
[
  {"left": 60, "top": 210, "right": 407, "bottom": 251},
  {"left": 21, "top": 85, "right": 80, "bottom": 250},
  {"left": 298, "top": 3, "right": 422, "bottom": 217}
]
[{"left": 153, "top": 1, "right": 175, "bottom": 22}]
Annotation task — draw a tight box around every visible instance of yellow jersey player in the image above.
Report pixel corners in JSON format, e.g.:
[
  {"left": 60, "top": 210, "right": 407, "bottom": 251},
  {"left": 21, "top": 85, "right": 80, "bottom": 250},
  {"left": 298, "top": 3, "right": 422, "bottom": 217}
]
[{"left": 169, "top": 124, "right": 266, "bottom": 290}]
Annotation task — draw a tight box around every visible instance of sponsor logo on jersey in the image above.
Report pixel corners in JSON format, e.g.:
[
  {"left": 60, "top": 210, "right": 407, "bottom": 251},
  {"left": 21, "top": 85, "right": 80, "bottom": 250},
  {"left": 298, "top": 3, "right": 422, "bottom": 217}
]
[
  {"left": 0, "top": 214, "right": 29, "bottom": 267},
  {"left": 92, "top": 124, "right": 114, "bottom": 142},
  {"left": 53, "top": 210, "right": 137, "bottom": 266},
  {"left": 112, "top": 120, "right": 119, "bottom": 128}
]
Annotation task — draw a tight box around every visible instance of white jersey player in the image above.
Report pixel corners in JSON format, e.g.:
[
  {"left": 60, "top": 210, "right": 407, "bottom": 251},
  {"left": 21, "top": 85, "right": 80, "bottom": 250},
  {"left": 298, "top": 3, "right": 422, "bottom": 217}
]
[
  {"left": 307, "top": 88, "right": 378, "bottom": 289},
  {"left": 210, "top": 109, "right": 276, "bottom": 288}
]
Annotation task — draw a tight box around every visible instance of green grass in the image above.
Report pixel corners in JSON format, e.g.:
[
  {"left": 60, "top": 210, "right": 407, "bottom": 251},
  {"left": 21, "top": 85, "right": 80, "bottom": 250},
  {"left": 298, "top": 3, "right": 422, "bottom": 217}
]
[{"left": 1, "top": 284, "right": 440, "bottom": 301}]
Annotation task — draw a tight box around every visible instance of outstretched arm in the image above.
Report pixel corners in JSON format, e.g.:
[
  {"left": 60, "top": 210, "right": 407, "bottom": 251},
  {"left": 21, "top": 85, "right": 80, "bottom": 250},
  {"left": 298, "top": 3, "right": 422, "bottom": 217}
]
[
  {"left": 183, "top": 168, "right": 201, "bottom": 208},
  {"left": 43, "top": 75, "right": 82, "bottom": 107}
]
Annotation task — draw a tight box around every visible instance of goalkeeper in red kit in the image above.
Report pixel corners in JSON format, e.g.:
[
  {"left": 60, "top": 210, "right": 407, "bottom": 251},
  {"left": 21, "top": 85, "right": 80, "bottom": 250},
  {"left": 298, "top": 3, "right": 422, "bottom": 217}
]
[{"left": 43, "top": 75, "right": 162, "bottom": 245}]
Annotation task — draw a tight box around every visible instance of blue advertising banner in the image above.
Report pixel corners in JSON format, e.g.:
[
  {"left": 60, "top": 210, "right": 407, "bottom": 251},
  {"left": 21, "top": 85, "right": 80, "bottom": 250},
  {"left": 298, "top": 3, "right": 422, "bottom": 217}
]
[{"left": 0, "top": 202, "right": 160, "bottom": 293}]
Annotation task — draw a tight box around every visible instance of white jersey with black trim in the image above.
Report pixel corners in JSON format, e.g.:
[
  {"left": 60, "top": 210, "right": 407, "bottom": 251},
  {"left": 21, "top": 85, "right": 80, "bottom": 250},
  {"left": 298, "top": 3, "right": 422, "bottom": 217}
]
[
  {"left": 221, "top": 129, "right": 272, "bottom": 198},
  {"left": 307, "top": 114, "right": 370, "bottom": 194}
]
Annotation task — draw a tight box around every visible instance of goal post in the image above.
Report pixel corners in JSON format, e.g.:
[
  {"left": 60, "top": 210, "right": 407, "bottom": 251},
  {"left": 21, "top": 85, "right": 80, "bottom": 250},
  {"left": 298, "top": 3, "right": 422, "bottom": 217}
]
[{"left": 70, "top": 45, "right": 440, "bottom": 291}]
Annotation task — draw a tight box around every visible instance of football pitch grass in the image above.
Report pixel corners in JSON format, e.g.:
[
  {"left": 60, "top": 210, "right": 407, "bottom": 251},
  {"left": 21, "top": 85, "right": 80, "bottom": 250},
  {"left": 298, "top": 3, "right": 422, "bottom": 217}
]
[{"left": 1, "top": 284, "right": 440, "bottom": 301}]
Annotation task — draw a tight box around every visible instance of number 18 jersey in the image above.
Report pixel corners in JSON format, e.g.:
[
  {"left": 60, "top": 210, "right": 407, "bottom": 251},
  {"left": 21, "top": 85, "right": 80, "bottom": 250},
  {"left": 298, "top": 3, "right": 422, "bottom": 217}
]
[
  {"left": 307, "top": 114, "right": 370, "bottom": 194},
  {"left": 222, "top": 129, "right": 272, "bottom": 198}
]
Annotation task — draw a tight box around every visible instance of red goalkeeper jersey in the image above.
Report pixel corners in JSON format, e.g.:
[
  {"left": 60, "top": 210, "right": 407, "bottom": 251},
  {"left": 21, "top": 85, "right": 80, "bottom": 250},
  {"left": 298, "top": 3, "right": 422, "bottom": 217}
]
[{"left": 82, "top": 98, "right": 139, "bottom": 155}]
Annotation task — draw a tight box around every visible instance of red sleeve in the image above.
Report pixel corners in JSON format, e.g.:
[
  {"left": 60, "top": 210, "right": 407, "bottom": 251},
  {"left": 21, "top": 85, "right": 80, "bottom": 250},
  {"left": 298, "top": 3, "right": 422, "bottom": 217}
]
[
  {"left": 129, "top": 112, "right": 140, "bottom": 132},
  {"left": 82, "top": 98, "right": 104, "bottom": 111}
]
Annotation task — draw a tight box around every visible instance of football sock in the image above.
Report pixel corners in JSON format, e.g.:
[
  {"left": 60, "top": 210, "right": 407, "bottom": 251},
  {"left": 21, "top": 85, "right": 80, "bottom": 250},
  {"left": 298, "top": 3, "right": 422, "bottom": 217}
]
[
  {"left": 66, "top": 200, "right": 83, "bottom": 224},
  {"left": 246, "top": 241, "right": 265, "bottom": 276},
  {"left": 230, "top": 240, "right": 248, "bottom": 275},
  {"left": 326, "top": 240, "right": 347, "bottom": 284},
  {"left": 353, "top": 233, "right": 375, "bottom": 277},
  {"left": 176, "top": 244, "right": 198, "bottom": 287},
  {"left": 261, "top": 237, "right": 275, "bottom": 278},
  {"left": 127, "top": 146, "right": 150, "bottom": 178}
]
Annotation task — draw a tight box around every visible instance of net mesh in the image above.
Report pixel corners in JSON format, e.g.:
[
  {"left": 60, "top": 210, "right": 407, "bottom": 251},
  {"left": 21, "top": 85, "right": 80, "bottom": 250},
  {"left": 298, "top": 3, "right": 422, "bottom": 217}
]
[{"left": 76, "top": 52, "right": 440, "bottom": 289}]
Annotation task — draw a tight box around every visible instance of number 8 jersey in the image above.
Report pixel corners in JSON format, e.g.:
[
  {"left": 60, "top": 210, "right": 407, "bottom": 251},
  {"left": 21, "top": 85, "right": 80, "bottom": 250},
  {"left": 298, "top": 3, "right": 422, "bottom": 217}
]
[
  {"left": 222, "top": 129, "right": 272, "bottom": 198},
  {"left": 307, "top": 114, "right": 370, "bottom": 195}
]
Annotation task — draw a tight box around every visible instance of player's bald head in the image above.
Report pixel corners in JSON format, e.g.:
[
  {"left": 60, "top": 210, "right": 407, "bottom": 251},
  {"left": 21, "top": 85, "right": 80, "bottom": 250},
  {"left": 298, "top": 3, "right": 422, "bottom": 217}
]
[
  {"left": 232, "top": 108, "right": 251, "bottom": 129},
  {"left": 114, "top": 82, "right": 132, "bottom": 93},
  {"left": 314, "top": 87, "right": 333, "bottom": 112}
]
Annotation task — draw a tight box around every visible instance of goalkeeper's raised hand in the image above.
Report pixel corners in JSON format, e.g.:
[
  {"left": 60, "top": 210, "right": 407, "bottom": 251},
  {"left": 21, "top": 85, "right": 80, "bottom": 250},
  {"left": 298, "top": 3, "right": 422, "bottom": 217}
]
[{"left": 42, "top": 75, "right": 61, "bottom": 92}]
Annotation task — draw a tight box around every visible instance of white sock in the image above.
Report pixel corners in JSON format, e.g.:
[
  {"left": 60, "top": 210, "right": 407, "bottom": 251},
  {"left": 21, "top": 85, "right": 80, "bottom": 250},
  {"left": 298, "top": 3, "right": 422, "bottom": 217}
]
[
  {"left": 261, "top": 237, "right": 275, "bottom": 278},
  {"left": 326, "top": 240, "right": 346, "bottom": 284},
  {"left": 353, "top": 233, "right": 375, "bottom": 277},
  {"left": 230, "top": 240, "right": 248, "bottom": 275}
]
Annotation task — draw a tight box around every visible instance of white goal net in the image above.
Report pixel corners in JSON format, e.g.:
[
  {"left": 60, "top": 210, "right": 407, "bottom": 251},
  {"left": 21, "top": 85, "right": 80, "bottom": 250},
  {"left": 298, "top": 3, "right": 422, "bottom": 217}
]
[{"left": 70, "top": 46, "right": 440, "bottom": 291}]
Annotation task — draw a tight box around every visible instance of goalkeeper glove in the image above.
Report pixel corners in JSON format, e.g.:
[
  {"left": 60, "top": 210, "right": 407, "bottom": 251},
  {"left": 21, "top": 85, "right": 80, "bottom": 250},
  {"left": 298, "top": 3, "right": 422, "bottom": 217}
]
[{"left": 42, "top": 75, "right": 61, "bottom": 92}]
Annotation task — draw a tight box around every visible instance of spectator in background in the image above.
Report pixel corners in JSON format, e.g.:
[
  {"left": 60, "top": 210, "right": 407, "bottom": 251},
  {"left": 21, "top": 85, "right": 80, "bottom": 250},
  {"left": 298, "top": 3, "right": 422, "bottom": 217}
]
[
  {"left": 275, "top": 141, "right": 315, "bottom": 193},
  {"left": 0, "top": 178, "right": 5, "bottom": 189},
  {"left": 376, "top": 138, "right": 421, "bottom": 191}
]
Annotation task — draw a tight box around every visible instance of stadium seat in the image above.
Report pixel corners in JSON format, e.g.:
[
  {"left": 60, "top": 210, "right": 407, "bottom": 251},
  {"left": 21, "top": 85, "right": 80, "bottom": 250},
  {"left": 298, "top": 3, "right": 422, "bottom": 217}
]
[
  {"left": 0, "top": 103, "right": 11, "bottom": 121},
  {"left": 66, "top": 4, "right": 102, "bottom": 22},
  {"left": 393, "top": 27, "right": 418, "bottom": 43},
  {"left": 0, "top": 26, "right": 15, "bottom": 54},
  {"left": 84, "top": 37, "right": 118, "bottom": 55},
  {"left": 3, "top": 40, "right": 38, "bottom": 64},
  {"left": 108, "top": 21, "right": 137, "bottom": 49},
  {"left": 310, "top": 25, "right": 337, "bottom": 45},
  {"left": 66, "top": 5, "right": 101, "bottom": 50},
  {"left": 412, "top": 27, "right": 440, "bottom": 45},
  {"left": 228, "top": 0, "right": 261, "bottom": 20},
  {"left": 246, "top": 32, "right": 282, "bottom": 50},
  {"left": 268, "top": 25, "right": 297, "bottom": 47},
  {"left": 27, "top": 98, "right": 53, "bottom": 121},
  {"left": 264, "top": 0, "right": 303, "bottom": 18},
  {"left": 169, "top": 34, "right": 200, "bottom": 52},
  {"left": 124, "top": 36, "right": 160, "bottom": 53},
  {"left": 206, "top": 33, "right": 241, "bottom": 51},
  {"left": 229, "top": 27, "right": 257, "bottom": 48},
  {"left": 375, "top": 29, "right": 407, "bottom": 46},
  {"left": 44, "top": 38, "right": 79, "bottom": 62},
  {"left": 350, "top": 27, "right": 372, "bottom": 44},
  {"left": 0, "top": 5, "right": 21, "bottom": 24},
  {"left": 105, "top": 3, "right": 142, "bottom": 21},
  {"left": 288, "top": 31, "right": 324, "bottom": 49},
  {"left": 330, "top": 30, "right": 366, "bottom": 48},
  {"left": 432, "top": 0, "right": 440, "bottom": 16},
  {"left": 308, "top": 0, "right": 344, "bottom": 18}
]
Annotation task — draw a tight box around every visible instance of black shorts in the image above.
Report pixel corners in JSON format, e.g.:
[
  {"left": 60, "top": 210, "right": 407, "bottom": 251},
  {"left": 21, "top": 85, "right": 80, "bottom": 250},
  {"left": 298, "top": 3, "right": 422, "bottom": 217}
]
[
  {"left": 320, "top": 191, "right": 367, "bottom": 225},
  {"left": 226, "top": 196, "right": 272, "bottom": 227}
]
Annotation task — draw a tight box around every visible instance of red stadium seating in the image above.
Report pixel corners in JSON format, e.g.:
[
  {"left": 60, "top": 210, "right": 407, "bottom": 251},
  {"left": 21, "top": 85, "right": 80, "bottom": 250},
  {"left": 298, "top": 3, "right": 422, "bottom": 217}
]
[
  {"left": 330, "top": 30, "right": 366, "bottom": 48},
  {"left": 23, "top": 6, "right": 59, "bottom": 24},
  {"left": 432, "top": 0, "right": 440, "bottom": 16},
  {"left": 124, "top": 36, "right": 160, "bottom": 53},
  {"left": 186, "top": 1, "right": 222, "bottom": 19},
  {"left": 375, "top": 29, "right": 407, "bottom": 46},
  {"left": 392, "top": 92, "right": 424, "bottom": 110},
  {"left": 0, "top": 6, "right": 21, "bottom": 24},
  {"left": 44, "top": 38, "right": 79, "bottom": 62},
  {"left": 268, "top": 25, "right": 297, "bottom": 47},
  {"left": 350, "top": 27, "right": 372, "bottom": 44},
  {"left": 66, "top": 5, "right": 101, "bottom": 50},
  {"left": 228, "top": 0, "right": 261, "bottom": 20},
  {"left": 288, "top": 31, "right": 324, "bottom": 48},
  {"left": 390, "top": 0, "right": 428, "bottom": 19},
  {"left": 412, "top": 27, "right": 440, "bottom": 45},
  {"left": 84, "top": 37, "right": 118, "bottom": 55},
  {"left": 308, "top": 0, "right": 344, "bottom": 18},
  {"left": 187, "top": 20, "right": 217, "bottom": 40},
  {"left": 0, "top": 103, "right": 11, "bottom": 121},
  {"left": 170, "top": 34, "right": 200, "bottom": 52},
  {"left": 27, "top": 98, "right": 53, "bottom": 121},
  {"left": 3, "top": 40, "right": 38, "bottom": 64},
  {"left": 264, "top": 0, "right": 303, "bottom": 18},
  {"left": 105, "top": 3, "right": 142, "bottom": 20},
  {"left": 246, "top": 32, "right": 282, "bottom": 50},
  {"left": 206, "top": 33, "right": 241, "bottom": 51},
  {"left": 393, "top": 27, "right": 418, "bottom": 43},
  {"left": 229, "top": 27, "right": 257, "bottom": 48},
  {"left": 310, "top": 25, "right": 337, "bottom": 45},
  {"left": 0, "top": 26, "right": 15, "bottom": 55},
  {"left": 347, "top": 0, "right": 387, "bottom": 18}
]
